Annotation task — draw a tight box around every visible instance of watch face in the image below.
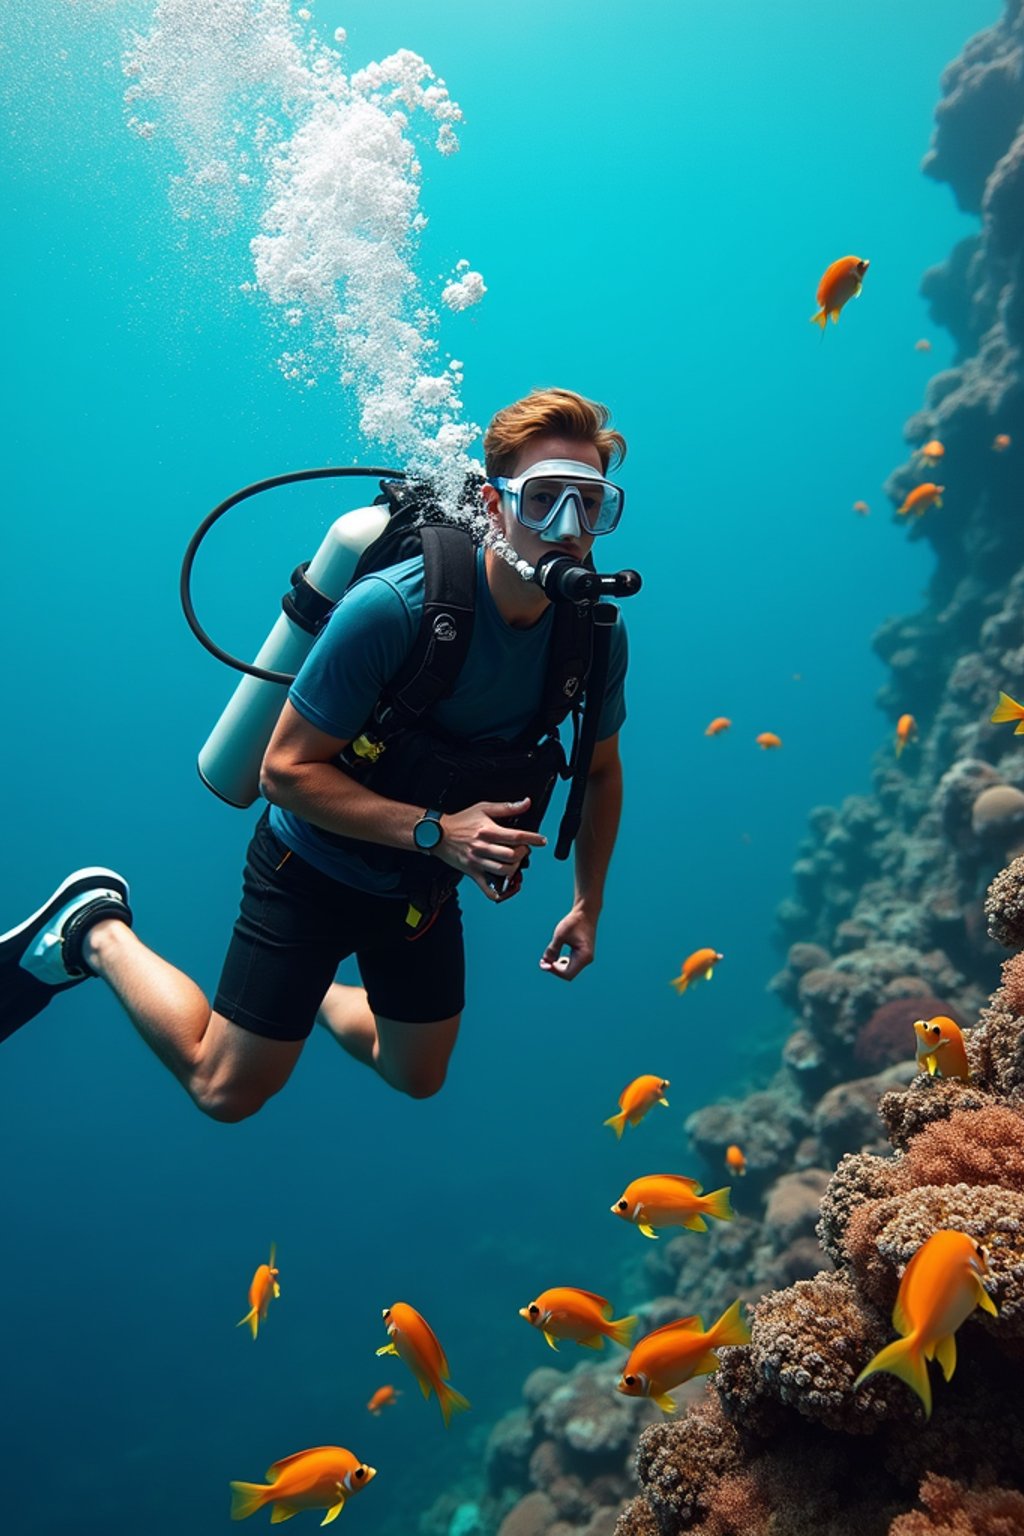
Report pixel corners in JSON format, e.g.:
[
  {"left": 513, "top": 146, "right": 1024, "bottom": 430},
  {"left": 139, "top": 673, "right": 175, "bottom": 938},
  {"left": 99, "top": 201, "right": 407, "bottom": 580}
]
[{"left": 415, "top": 816, "right": 443, "bottom": 850}]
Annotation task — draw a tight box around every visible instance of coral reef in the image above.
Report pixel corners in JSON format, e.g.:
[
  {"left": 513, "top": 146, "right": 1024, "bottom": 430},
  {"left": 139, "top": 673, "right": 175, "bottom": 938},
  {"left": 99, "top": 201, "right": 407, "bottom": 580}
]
[
  {"left": 608, "top": 7, "right": 1024, "bottom": 1533},
  {"left": 480, "top": 10, "right": 1024, "bottom": 1536}
]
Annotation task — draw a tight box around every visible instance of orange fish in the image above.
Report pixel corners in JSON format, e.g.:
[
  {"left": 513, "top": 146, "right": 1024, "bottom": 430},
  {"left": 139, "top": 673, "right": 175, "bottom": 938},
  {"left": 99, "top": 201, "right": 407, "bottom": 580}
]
[
  {"left": 914, "top": 338, "right": 932, "bottom": 352},
  {"left": 916, "top": 439, "right": 944, "bottom": 462},
  {"left": 852, "top": 500, "right": 870, "bottom": 516},
  {"left": 376, "top": 1302, "right": 469, "bottom": 1427},
  {"left": 604, "top": 1075, "right": 671, "bottom": 1138},
  {"left": 616, "top": 1300, "right": 751, "bottom": 1413},
  {"left": 810, "top": 255, "right": 870, "bottom": 329},
  {"left": 367, "top": 1385, "right": 400, "bottom": 1415},
  {"left": 705, "top": 716, "right": 732, "bottom": 736},
  {"left": 756, "top": 732, "right": 782, "bottom": 750},
  {"left": 237, "top": 1244, "right": 280, "bottom": 1341},
  {"left": 853, "top": 1229, "right": 996, "bottom": 1418},
  {"left": 993, "top": 433, "right": 1012, "bottom": 452},
  {"left": 725, "top": 1144, "right": 746, "bottom": 1177},
  {"left": 611, "top": 1173, "right": 734, "bottom": 1239},
  {"left": 897, "top": 483, "right": 943, "bottom": 517},
  {"left": 230, "top": 1445, "right": 376, "bottom": 1524},
  {"left": 518, "top": 1287, "right": 638, "bottom": 1352},
  {"left": 895, "top": 713, "right": 918, "bottom": 758},
  {"left": 914, "top": 1015, "right": 970, "bottom": 1083},
  {"left": 991, "top": 690, "right": 1024, "bottom": 734},
  {"left": 669, "top": 948, "right": 723, "bottom": 995}
]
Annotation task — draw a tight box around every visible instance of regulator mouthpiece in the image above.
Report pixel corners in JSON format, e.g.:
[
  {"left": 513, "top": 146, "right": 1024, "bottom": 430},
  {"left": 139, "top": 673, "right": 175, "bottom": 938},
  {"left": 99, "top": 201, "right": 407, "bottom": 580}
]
[{"left": 532, "top": 552, "right": 643, "bottom": 605}]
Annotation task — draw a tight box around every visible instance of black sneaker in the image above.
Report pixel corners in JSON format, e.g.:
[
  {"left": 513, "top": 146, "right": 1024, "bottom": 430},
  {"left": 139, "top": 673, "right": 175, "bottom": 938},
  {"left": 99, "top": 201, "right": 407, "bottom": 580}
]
[{"left": 0, "top": 868, "right": 132, "bottom": 1043}]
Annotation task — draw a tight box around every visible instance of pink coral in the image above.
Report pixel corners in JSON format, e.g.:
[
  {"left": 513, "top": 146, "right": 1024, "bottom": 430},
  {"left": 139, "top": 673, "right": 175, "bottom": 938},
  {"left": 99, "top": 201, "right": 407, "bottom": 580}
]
[
  {"left": 497, "top": 1491, "right": 557, "bottom": 1536},
  {"left": 887, "top": 1473, "right": 1024, "bottom": 1534},
  {"left": 902, "top": 1105, "right": 1024, "bottom": 1193},
  {"left": 855, "top": 997, "right": 965, "bottom": 1071}
]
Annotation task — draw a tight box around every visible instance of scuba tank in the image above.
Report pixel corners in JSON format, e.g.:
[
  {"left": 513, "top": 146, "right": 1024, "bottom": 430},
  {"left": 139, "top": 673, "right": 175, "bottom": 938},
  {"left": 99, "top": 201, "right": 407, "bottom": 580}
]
[{"left": 183, "top": 467, "right": 400, "bottom": 808}]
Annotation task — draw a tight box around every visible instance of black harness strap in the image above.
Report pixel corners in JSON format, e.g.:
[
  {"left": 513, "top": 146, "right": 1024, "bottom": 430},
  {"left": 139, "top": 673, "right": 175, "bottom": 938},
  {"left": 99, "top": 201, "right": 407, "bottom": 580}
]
[{"left": 385, "top": 525, "right": 476, "bottom": 721}]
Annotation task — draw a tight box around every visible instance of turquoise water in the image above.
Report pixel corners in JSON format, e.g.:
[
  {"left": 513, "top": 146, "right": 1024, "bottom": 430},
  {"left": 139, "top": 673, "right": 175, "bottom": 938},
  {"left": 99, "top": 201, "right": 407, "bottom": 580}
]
[{"left": 0, "top": 2, "right": 997, "bottom": 1531}]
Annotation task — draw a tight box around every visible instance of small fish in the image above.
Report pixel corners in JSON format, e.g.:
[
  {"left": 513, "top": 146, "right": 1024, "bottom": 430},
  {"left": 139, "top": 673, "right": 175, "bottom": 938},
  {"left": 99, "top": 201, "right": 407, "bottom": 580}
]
[
  {"left": 237, "top": 1244, "right": 280, "bottom": 1341},
  {"left": 914, "top": 338, "right": 932, "bottom": 352},
  {"left": 669, "top": 948, "right": 723, "bottom": 995},
  {"left": 230, "top": 1445, "right": 376, "bottom": 1524},
  {"left": 993, "top": 433, "right": 1012, "bottom": 452},
  {"left": 811, "top": 256, "right": 870, "bottom": 329},
  {"left": 616, "top": 1300, "right": 751, "bottom": 1413},
  {"left": 913, "top": 1015, "right": 970, "bottom": 1083},
  {"left": 852, "top": 500, "right": 871, "bottom": 516},
  {"left": 705, "top": 717, "right": 732, "bottom": 737},
  {"left": 991, "top": 691, "right": 1024, "bottom": 735},
  {"left": 519, "top": 1287, "right": 638, "bottom": 1352},
  {"left": 367, "top": 1385, "right": 400, "bottom": 1415},
  {"left": 916, "top": 439, "right": 944, "bottom": 462},
  {"left": 611, "top": 1173, "right": 734, "bottom": 1239},
  {"left": 897, "top": 483, "right": 944, "bottom": 517},
  {"left": 376, "top": 1302, "right": 470, "bottom": 1427},
  {"left": 604, "top": 1075, "right": 671, "bottom": 1138},
  {"left": 853, "top": 1229, "right": 996, "bottom": 1419},
  {"left": 725, "top": 1144, "right": 747, "bottom": 1177},
  {"left": 756, "top": 732, "right": 782, "bottom": 750},
  {"left": 895, "top": 713, "right": 918, "bottom": 759}
]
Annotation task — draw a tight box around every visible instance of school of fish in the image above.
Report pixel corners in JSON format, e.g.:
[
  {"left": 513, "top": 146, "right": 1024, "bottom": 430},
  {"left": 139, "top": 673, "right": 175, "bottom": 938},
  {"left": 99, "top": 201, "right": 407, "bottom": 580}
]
[{"left": 218, "top": 250, "right": 1017, "bottom": 1522}]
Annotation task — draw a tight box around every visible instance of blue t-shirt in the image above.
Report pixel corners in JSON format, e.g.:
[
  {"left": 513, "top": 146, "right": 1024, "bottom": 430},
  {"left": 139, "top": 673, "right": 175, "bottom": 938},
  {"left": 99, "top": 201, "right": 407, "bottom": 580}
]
[{"left": 270, "top": 544, "right": 628, "bottom": 892}]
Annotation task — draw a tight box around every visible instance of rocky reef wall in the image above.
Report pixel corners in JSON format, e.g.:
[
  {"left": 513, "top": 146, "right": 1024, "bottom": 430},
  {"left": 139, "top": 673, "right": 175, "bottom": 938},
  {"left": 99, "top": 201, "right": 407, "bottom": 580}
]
[
  {"left": 457, "top": 7, "right": 1024, "bottom": 1536},
  {"left": 616, "top": 4, "right": 1024, "bottom": 1532}
]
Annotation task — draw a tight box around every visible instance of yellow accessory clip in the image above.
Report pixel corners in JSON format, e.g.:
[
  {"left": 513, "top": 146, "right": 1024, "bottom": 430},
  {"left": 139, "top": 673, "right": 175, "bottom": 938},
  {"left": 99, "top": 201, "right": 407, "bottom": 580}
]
[{"left": 351, "top": 733, "right": 385, "bottom": 763}]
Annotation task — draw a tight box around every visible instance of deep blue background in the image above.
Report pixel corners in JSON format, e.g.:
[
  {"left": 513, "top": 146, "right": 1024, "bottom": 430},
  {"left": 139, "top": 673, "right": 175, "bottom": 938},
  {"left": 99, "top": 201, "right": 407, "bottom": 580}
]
[{"left": 0, "top": 3, "right": 997, "bottom": 1531}]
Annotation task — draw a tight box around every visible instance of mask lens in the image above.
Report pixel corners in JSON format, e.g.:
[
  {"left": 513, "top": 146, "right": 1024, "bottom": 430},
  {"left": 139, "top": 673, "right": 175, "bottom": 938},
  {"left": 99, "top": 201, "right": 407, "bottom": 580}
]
[{"left": 518, "top": 476, "right": 623, "bottom": 534}]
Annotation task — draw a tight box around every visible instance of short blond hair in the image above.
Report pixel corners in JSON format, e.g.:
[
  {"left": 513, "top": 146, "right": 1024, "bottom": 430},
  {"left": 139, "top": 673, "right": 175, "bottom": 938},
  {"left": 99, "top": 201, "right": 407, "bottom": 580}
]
[{"left": 483, "top": 387, "right": 626, "bottom": 478}]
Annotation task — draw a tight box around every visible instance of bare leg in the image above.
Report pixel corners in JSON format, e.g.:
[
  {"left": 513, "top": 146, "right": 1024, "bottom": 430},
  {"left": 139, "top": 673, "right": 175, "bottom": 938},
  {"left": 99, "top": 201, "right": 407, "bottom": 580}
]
[
  {"left": 83, "top": 918, "right": 302, "bottom": 1120},
  {"left": 317, "top": 981, "right": 460, "bottom": 1098},
  {"left": 316, "top": 981, "right": 377, "bottom": 1067}
]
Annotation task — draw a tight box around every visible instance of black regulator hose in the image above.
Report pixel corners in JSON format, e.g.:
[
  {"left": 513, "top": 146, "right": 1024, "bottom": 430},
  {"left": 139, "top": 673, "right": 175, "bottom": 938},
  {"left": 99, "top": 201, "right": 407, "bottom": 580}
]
[{"left": 179, "top": 466, "right": 405, "bottom": 684}]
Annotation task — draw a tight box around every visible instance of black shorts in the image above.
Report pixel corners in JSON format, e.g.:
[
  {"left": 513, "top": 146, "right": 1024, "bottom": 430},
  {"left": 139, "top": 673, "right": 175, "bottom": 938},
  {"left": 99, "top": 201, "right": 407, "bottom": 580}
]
[{"left": 213, "top": 811, "right": 465, "bottom": 1042}]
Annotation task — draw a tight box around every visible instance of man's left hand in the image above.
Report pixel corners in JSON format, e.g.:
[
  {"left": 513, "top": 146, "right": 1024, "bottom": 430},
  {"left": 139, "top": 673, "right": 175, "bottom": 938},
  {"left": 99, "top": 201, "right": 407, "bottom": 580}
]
[{"left": 539, "top": 907, "right": 596, "bottom": 981}]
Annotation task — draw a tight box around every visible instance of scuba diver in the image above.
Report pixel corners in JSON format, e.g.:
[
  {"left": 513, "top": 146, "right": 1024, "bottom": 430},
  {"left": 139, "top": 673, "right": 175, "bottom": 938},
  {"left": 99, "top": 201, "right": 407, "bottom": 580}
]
[{"left": 0, "top": 388, "right": 630, "bottom": 1119}]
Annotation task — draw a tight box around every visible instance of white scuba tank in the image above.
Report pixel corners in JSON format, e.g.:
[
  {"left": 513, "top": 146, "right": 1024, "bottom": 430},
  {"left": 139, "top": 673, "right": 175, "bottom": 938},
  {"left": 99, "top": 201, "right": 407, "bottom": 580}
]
[{"left": 197, "top": 503, "right": 391, "bottom": 807}]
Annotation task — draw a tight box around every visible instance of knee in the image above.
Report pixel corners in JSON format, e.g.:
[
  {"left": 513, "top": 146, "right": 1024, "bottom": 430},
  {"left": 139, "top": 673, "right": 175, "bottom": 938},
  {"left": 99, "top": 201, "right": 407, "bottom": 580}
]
[
  {"left": 397, "top": 1066, "right": 449, "bottom": 1100},
  {"left": 191, "top": 1077, "right": 274, "bottom": 1123}
]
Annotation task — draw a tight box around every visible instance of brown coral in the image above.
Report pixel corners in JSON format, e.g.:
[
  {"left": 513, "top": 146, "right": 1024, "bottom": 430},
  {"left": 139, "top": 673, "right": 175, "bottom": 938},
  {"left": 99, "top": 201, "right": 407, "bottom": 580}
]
[
  {"left": 970, "top": 987, "right": 1024, "bottom": 1098},
  {"left": 985, "top": 855, "right": 1024, "bottom": 948},
  {"left": 725, "top": 1272, "right": 891, "bottom": 1433},
  {"left": 817, "top": 1152, "right": 903, "bottom": 1269},
  {"left": 844, "top": 1183, "right": 1024, "bottom": 1334},
  {"left": 877, "top": 1075, "right": 999, "bottom": 1149},
  {"left": 887, "top": 1473, "right": 1024, "bottom": 1535},
  {"left": 902, "top": 1105, "right": 1024, "bottom": 1194},
  {"left": 631, "top": 1398, "right": 745, "bottom": 1530}
]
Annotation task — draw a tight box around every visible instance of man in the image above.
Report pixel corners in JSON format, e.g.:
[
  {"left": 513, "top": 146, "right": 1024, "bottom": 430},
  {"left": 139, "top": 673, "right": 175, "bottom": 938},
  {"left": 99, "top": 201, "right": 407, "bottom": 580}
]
[{"left": 1, "top": 387, "right": 628, "bottom": 1119}]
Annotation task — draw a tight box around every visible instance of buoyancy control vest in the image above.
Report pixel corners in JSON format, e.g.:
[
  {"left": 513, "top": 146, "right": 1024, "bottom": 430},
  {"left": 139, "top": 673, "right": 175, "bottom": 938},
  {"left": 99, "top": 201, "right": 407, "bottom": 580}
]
[{"left": 319, "top": 480, "right": 608, "bottom": 922}]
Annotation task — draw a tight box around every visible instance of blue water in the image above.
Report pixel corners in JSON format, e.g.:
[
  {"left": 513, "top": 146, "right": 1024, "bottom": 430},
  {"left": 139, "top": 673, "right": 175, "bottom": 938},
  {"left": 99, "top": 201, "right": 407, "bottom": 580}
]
[{"left": 0, "top": 2, "right": 997, "bottom": 1531}]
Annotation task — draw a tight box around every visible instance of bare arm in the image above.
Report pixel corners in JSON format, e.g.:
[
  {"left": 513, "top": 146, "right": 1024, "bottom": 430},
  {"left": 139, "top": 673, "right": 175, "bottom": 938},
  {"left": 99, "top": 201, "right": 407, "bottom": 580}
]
[
  {"left": 260, "top": 702, "right": 546, "bottom": 898},
  {"left": 539, "top": 732, "right": 623, "bottom": 980}
]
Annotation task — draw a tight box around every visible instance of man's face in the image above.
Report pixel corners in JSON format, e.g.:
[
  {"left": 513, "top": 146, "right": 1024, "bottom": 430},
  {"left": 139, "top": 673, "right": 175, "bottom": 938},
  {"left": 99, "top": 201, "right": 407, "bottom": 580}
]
[{"left": 482, "top": 434, "right": 604, "bottom": 569}]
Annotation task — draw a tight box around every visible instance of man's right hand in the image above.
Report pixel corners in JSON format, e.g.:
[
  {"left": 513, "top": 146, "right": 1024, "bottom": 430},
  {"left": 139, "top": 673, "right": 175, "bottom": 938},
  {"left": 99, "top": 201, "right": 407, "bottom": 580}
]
[{"left": 435, "top": 798, "right": 547, "bottom": 901}]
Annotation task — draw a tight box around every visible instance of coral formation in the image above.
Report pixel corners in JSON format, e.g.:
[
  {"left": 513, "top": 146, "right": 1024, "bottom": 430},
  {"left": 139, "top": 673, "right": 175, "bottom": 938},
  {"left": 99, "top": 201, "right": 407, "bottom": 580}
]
[{"left": 480, "top": 11, "right": 1024, "bottom": 1536}]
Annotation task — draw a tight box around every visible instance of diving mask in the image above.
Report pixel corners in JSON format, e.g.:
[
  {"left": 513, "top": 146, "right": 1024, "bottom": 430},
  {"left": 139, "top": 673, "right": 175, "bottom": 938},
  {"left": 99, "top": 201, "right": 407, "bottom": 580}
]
[{"left": 490, "top": 459, "right": 624, "bottom": 540}]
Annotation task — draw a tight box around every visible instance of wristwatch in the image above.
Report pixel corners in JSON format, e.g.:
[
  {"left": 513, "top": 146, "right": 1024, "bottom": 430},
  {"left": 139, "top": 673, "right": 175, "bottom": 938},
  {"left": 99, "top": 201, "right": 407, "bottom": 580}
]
[{"left": 412, "top": 807, "right": 445, "bottom": 852}]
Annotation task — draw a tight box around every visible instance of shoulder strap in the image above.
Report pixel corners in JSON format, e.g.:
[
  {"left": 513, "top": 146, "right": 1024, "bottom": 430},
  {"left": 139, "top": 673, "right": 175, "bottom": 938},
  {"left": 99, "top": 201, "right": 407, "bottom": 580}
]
[
  {"left": 383, "top": 524, "right": 477, "bottom": 721},
  {"left": 530, "top": 598, "right": 594, "bottom": 739}
]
